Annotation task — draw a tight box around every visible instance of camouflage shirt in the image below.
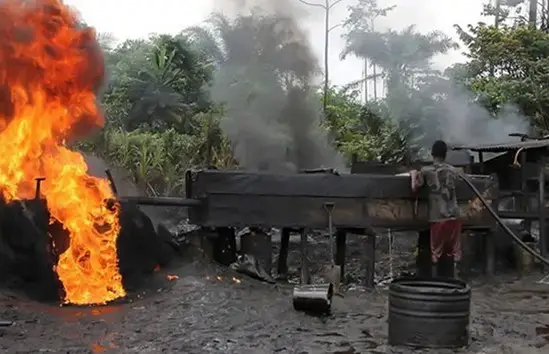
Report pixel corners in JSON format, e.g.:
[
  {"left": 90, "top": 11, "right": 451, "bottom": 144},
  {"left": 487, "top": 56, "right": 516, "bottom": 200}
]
[{"left": 416, "top": 162, "right": 460, "bottom": 222}]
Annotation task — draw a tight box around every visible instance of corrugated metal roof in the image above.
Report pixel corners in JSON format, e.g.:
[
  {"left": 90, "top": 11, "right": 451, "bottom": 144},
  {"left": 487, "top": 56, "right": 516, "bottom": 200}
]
[
  {"left": 446, "top": 150, "right": 471, "bottom": 165},
  {"left": 451, "top": 139, "right": 549, "bottom": 152}
]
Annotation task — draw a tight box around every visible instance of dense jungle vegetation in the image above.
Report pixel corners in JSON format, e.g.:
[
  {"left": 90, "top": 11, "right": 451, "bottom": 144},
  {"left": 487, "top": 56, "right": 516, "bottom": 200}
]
[{"left": 78, "top": 0, "right": 549, "bottom": 196}]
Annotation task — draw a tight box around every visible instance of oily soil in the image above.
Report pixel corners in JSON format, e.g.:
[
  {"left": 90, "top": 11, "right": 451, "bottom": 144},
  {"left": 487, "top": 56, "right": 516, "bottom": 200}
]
[{"left": 1, "top": 229, "right": 549, "bottom": 353}]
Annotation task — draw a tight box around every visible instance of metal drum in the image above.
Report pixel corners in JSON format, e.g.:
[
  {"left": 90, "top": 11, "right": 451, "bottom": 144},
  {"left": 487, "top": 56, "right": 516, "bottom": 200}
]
[
  {"left": 293, "top": 284, "right": 333, "bottom": 315},
  {"left": 388, "top": 277, "right": 471, "bottom": 348}
]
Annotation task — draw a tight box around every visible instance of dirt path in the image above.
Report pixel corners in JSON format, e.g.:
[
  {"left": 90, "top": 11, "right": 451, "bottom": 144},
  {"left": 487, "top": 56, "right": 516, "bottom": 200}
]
[{"left": 1, "top": 259, "right": 549, "bottom": 354}]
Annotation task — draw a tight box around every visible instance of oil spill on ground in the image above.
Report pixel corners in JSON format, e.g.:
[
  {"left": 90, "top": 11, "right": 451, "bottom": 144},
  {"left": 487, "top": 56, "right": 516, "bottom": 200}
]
[{"left": 0, "top": 235, "right": 548, "bottom": 352}]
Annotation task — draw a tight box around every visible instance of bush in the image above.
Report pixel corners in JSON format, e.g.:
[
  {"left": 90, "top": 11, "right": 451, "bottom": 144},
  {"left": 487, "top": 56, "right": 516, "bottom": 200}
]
[{"left": 76, "top": 113, "right": 235, "bottom": 196}]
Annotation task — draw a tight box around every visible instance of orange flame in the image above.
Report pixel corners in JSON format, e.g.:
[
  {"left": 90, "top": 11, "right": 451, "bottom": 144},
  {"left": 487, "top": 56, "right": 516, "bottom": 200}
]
[{"left": 0, "top": 0, "right": 125, "bottom": 304}]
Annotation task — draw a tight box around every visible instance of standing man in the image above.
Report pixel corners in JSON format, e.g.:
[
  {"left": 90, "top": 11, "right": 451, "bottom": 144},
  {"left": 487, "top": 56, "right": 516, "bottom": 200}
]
[{"left": 411, "top": 140, "right": 462, "bottom": 278}]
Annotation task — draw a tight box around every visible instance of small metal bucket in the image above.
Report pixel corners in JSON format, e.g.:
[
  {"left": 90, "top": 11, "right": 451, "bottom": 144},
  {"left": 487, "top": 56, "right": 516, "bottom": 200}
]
[{"left": 292, "top": 283, "right": 333, "bottom": 315}]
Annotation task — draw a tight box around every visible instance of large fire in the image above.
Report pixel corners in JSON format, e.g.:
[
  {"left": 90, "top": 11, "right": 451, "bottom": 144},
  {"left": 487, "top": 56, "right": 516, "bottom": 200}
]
[{"left": 0, "top": 0, "right": 125, "bottom": 304}]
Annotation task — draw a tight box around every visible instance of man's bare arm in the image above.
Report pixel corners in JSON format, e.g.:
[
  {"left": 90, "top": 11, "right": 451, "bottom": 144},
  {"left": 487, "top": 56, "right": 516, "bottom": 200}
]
[{"left": 411, "top": 170, "right": 424, "bottom": 192}]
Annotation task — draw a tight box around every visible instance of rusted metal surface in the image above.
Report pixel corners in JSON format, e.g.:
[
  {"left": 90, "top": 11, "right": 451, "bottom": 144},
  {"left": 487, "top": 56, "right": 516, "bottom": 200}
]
[
  {"left": 119, "top": 196, "right": 201, "bottom": 207},
  {"left": 452, "top": 139, "right": 549, "bottom": 152},
  {"left": 350, "top": 162, "right": 409, "bottom": 175},
  {"left": 186, "top": 170, "right": 497, "bottom": 229},
  {"left": 351, "top": 151, "right": 471, "bottom": 175}
]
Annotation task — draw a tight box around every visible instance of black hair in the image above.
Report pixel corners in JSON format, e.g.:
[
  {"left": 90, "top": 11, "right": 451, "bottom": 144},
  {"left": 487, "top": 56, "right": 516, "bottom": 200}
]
[{"left": 431, "top": 140, "right": 447, "bottom": 160}]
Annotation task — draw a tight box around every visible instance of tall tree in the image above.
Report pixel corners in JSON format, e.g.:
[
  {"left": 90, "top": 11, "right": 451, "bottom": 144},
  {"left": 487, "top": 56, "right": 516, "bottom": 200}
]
[
  {"left": 342, "top": 25, "right": 457, "bottom": 97},
  {"left": 101, "top": 35, "right": 213, "bottom": 132},
  {"left": 341, "top": 0, "right": 395, "bottom": 100},
  {"left": 296, "top": 0, "right": 346, "bottom": 115}
]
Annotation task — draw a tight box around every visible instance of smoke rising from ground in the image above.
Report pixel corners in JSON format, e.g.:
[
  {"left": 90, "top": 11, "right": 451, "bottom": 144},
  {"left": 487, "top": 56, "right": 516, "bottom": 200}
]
[
  {"left": 441, "top": 90, "right": 529, "bottom": 147},
  {"left": 208, "top": 0, "right": 345, "bottom": 172},
  {"left": 411, "top": 80, "right": 531, "bottom": 150},
  {"left": 365, "top": 45, "right": 531, "bottom": 153}
]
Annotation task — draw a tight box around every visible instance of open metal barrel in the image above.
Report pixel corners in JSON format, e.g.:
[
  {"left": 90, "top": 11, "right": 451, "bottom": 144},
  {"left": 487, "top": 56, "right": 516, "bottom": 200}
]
[
  {"left": 293, "top": 283, "right": 333, "bottom": 315},
  {"left": 388, "top": 277, "right": 471, "bottom": 348}
]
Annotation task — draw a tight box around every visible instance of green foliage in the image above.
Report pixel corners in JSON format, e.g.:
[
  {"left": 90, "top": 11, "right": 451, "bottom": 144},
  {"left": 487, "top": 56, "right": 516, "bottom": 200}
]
[
  {"left": 340, "top": 1, "right": 459, "bottom": 153},
  {"left": 86, "top": 6, "right": 549, "bottom": 198},
  {"left": 101, "top": 34, "right": 213, "bottom": 133},
  {"left": 78, "top": 119, "right": 234, "bottom": 196},
  {"left": 455, "top": 23, "right": 549, "bottom": 131},
  {"left": 323, "top": 88, "right": 408, "bottom": 163},
  {"left": 342, "top": 23, "right": 458, "bottom": 93}
]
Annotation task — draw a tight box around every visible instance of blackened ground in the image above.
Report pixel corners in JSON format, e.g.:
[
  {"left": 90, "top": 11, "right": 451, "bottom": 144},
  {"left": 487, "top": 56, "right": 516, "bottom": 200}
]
[{"left": 1, "top": 228, "right": 549, "bottom": 353}]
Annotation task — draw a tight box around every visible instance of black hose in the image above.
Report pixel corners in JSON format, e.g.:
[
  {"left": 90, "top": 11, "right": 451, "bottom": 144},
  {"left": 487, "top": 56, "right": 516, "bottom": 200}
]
[{"left": 457, "top": 173, "right": 549, "bottom": 267}]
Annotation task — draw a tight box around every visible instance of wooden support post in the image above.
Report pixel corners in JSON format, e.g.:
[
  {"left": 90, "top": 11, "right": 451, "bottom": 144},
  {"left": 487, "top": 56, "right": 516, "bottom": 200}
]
[
  {"left": 276, "top": 228, "right": 291, "bottom": 278},
  {"left": 300, "top": 229, "right": 310, "bottom": 284},
  {"left": 478, "top": 152, "right": 484, "bottom": 174},
  {"left": 335, "top": 229, "right": 347, "bottom": 281},
  {"left": 364, "top": 233, "right": 376, "bottom": 289},
  {"left": 539, "top": 157, "right": 547, "bottom": 269}
]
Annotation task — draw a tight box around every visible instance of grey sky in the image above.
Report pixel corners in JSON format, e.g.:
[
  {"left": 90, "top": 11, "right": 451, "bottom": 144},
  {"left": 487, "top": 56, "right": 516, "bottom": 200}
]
[{"left": 65, "top": 0, "right": 488, "bottom": 88}]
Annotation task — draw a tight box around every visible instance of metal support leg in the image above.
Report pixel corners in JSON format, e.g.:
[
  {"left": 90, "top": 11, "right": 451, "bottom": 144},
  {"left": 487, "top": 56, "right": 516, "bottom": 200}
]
[
  {"left": 335, "top": 229, "right": 347, "bottom": 281},
  {"left": 364, "top": 233, "right": 376, "bottom": 289},
  {"left": 277, "top": 228, "right": 291, "bottom": 278},
  {"left": 34, "top": 177, "right": 45, "bottom": 200},
  {"left": 539, "top": 157, "right": 546, "bottom": 271},
  {"left": 300, "top": 229, "right": 310, "bottom": 284}
]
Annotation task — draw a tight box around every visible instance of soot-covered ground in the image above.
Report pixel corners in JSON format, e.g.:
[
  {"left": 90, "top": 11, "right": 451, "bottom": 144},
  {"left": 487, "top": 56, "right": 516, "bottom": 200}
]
[{"left": 1, "top": 224, "right": 549, "bottom": 353}]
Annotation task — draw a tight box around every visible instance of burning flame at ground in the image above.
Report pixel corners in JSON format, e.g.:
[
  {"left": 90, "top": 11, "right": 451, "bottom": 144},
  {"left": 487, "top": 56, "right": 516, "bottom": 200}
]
[{"left": 0, "top": 0, "right": 124, "bottom": 304}]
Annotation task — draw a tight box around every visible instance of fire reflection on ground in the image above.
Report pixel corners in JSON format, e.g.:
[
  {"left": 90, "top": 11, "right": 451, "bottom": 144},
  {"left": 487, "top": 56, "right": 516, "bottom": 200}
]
[{"left": 206, "top": 275, "right": 242, "bottom": 284}]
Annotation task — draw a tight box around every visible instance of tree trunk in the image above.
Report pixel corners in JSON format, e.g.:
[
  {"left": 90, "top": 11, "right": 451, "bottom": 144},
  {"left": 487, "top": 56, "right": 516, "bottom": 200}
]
[
  {"left": 530, "top": 0, "right": 538, "bottom": 27},
  {"left": 373, "top": 64, "right": 378, "bottom": 100},
  {"left": 364, "top": 59, "right": 368, "bottom": 102},
  {"left": 323, "top": 2, "right": 330, "bottom": 117}
]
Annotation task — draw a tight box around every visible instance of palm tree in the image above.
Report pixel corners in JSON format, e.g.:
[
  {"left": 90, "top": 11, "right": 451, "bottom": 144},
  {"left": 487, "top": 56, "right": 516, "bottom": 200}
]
[
  {"left": 108, "top": 35, "right": 213, "bottom": 133},
  {"left": 125, "top": 44, "right": 187, "bottom": 131},
  {"left": 185, "top": 12, "right": 317, "bottom": 83},
  {"left": 341, "top": 25, "right": 458, "bottom": 96}
]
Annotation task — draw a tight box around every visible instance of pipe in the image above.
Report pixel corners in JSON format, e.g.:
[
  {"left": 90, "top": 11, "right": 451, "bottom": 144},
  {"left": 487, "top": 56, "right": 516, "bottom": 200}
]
[
  {"left": 512, "top": 147, "right": 526, "bottom": 168},
  {"left": 105, "top": 169, "right": 118, "bottom": 196},
  {"left": 457, "top": 173, "right": 549, "bottom": 267},
  {"left": 300, "top": 168, "right": 340, "bottom": 176},
  {"left": 119, "top": 196, "right": 201, "bottom": 207},
  {"left": 34, "top": 177, "right": 45, "bottom": 200}
]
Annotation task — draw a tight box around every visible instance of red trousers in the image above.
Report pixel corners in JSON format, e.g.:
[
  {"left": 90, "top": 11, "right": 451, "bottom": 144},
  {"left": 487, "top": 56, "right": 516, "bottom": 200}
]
[{"left": 430, "top": 219, "right": 462, "bottom": 263}]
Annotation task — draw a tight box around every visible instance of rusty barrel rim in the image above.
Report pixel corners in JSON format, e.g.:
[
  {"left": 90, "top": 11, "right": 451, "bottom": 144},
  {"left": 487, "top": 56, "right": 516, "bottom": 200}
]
[{"left": 388, "top": 277, "right": 471, "bottom": 349}]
